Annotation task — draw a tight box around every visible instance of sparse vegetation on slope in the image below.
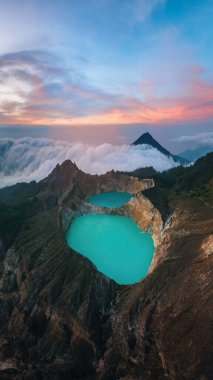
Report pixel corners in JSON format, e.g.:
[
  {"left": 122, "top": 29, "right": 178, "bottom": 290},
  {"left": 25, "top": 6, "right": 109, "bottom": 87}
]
[{"left": 120, "top": 153, "right": 213, "bottom": 229}]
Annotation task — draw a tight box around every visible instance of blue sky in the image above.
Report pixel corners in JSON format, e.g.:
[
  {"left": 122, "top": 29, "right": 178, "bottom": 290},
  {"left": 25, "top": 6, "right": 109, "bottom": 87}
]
[{"left": 0, "top": 0, "right": 212, "bottom": 146}]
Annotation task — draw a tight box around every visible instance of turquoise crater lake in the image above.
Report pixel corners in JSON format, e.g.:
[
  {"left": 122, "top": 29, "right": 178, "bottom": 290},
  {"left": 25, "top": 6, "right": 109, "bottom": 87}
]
[
  {"left": 66, "top": 214, "right": 155, "bottom": 285},
  {"left": 87, "top": 191, "right": 133, "bottom": 208}
]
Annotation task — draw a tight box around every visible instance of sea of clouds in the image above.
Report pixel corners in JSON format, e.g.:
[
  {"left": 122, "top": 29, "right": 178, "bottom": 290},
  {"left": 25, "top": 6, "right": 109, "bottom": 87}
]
[{"left": 0, "top": 137, "right": 178, "bottom": 188}]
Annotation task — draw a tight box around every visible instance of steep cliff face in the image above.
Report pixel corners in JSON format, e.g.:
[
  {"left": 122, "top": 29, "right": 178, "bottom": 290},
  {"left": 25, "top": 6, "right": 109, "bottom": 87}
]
[
  {"left": 0, "top": 160, "right": 212, "bottom": 380},
  {"left": 61, "top": 192, "right": 162, "bottom": 249},
  {"left": 0, "top": 161, "right": 157, "bottom": 379},
  {"left": 60, "top": 164, "right": 154, "bottom": 233},
  {"left": 100, "top": 199, "right": 213, "bottom": 380},
  {"left": 0, "top": 208, "right": 118, "bottom": 379}
]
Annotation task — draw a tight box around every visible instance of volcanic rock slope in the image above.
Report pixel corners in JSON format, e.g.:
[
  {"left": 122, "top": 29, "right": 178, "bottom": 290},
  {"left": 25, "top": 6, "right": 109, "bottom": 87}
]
[{"left": 0, "top": 158, "right": 212, "bottom": 380}]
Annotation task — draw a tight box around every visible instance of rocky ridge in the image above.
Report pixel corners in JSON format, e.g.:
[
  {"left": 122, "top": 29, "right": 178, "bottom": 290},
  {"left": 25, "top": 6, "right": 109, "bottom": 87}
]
[{"left": 0, "top": 159, "right": 212, "bottom": 379}]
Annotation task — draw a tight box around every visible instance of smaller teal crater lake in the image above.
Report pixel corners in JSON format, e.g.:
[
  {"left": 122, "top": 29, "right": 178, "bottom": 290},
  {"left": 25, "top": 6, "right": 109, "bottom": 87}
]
[
  {"left": 66, "top": 214, "right": 155, "bottom": 285},
  {"left": 87, "top": 191, "right": 133, "bottom": 208}
]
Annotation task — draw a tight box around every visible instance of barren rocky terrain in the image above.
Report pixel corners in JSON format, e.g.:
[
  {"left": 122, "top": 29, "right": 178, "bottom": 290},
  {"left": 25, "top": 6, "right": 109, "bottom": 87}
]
[{"left": 0, "top": 156, "right": 212, "bottom": 379}]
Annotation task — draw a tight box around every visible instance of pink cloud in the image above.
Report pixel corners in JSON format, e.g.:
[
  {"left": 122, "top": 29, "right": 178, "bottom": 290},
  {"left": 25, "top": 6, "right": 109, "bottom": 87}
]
[{"left": 1, "top": 51, "right": 213, "bottom": 127}]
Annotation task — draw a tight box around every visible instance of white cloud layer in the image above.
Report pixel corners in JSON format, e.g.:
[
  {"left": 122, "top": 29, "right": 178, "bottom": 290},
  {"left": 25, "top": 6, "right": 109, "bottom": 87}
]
[
  {"left": 175, "top": 132, "right": 213, "bottom": 145},
  {"left": 0, "top": 137, "right": 178, "bottom": 188}
]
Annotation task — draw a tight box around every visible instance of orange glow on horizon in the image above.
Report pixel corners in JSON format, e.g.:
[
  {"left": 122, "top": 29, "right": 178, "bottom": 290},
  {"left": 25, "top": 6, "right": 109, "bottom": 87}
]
[
  {"left": 2, "top": 101, "right": 213, "bottom": 127},
  {"left": 1, "top": 68, "right": 213, "bottom": 127}
]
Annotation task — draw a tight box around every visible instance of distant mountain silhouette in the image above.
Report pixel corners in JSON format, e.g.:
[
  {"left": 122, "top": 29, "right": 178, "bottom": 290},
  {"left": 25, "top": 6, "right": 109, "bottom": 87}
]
[
  {"left": 179, "top": 145, "right": 213, "bottom": 162},
  {"left": 132, "top": 132, "right": 187, "bottom": 164}
]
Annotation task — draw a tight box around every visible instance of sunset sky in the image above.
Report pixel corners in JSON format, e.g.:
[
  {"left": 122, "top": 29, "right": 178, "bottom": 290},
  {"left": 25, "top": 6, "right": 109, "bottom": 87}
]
[{"left": 0, "top": 0, "right": 213, "bottom": 146}]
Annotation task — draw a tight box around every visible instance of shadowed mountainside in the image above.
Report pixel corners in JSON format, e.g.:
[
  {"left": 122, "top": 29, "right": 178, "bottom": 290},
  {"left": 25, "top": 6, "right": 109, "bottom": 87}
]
[
  {"left": 0, "top": 154, "right": 212, "bottom": 379},
  {"left": 124, "top": 152, "right": 213, "bottom": 222},
  {"left": 132, "top": 132, "right": 188, "bottom": 164}
]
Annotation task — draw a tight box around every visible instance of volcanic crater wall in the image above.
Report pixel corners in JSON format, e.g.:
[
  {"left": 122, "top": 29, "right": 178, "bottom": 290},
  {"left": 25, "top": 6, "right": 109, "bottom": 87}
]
[
  {"left": 1, "top": 161, "right": 212, "bottom": 380},
  {"left": 60, "top": 176, "right": 159, "bottom": 238}
]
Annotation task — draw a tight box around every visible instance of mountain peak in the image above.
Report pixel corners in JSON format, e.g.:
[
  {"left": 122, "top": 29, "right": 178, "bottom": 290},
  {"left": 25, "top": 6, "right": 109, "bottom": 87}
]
[
  {"left": 133, "top": 132, "right": 172, "bottom": 157},
  {"left": 141, "top": 131, "right": 152, "bottom": 137},
  {"left": 133, "top": 132, "right": 154, "bottom": 145},
  {"left": 132, "top": 132, "right": 188, "bottom": 164}
]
